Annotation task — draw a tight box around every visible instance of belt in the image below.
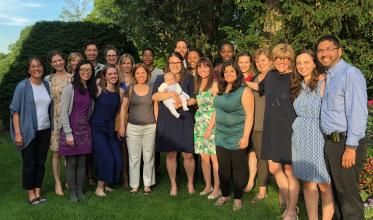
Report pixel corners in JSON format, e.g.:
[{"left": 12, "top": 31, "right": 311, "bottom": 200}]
[{"left": 325, "top": 131, "right": 346, "bottom": 142}]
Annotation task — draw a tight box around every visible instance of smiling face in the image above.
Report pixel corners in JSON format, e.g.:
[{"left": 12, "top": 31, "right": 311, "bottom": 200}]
[
  {"left": 79, "top": 63, "right": 93, "bottom": 83},
  {"left": 121, "top": 57, "right": 133, "bottom": 74},
  {"left": 164, "top": 72, "right": 176, "bottom": 85},
  {"left": 197, "top": 63, "right": 210, "bottom": 79},
  {"left": 296, "top": 53, "right": 316, "bottom": 80},
  {"left": 316, "top": 40, "right": 342, "bottom": 69},
  {"left": 175, "top": 41, "right": 188, "bottom": 58},
  {"left": 28, "top": 59, "right": 44, "bottom": 79},
  {"left": 51, "top": 54, "right": 65, "bottom": 72},
  {"left": 85, "top": 44, "right": 98, "bottom": 62},
  {"left": 237, "top": 55, "right": 251, "bottom": 74},
  {"left": 105, "top": 49, "right": 118, "bottom": 65},
  {"left": 142, "top": 50, "right": 154, "bottom": 66},
  {"left": 70, "top": 55, "right": 81, "bottom": 72},
  {"left": 134, "top": 67, "right": 148, "bottom": 84},
  {"left": 105, "top": 67, "right": 118, "bottom": 85},
  {"left": 220, "top": 44, "right": 234, "bottom": 61},
  {"left": 168, "top": 55, "right": 182, "bottom": 74},
  {"left": 274, "top": 57, "right": 292, "bottom": 74},
  {"left": 187, "top": 51, "right": 200, "bottom": 71},
  {"left": 255, "top": 54, "right": 272, "bottom": 74},
  {"left": 223, "top": 65, "right": 238, "bottom": 84}
]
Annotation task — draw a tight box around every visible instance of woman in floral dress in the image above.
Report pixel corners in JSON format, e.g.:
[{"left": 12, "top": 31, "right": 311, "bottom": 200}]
[{"left": 194, "top": 57, "right": 220, "bottom": 200}]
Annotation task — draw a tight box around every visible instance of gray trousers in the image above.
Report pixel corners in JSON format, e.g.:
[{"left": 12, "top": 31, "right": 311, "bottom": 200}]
[{"left": 126, "top": 123, "right": 156, "bottom": 188}]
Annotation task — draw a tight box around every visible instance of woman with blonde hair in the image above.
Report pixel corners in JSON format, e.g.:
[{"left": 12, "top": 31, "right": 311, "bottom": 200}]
[
  {"left": 259, "top": 44, "right": 299, "bottom": 220},
  {"left": 67, "top": 52, "right": 83, "bottom": 74}
]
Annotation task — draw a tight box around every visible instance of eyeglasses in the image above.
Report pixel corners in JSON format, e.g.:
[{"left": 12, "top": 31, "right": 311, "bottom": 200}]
[
  {"left": 30, "top": 65, "right": 42, "bottom": 69},
  {"left": 106, "top": 55, "right": 117, "bottom": 57},
  {"left": 79, "top": 68, "right": 92, "bottom": 72},
  {"left": 169, "top": 62, "right": 182, "bottom": 65},
  {"left": 275, "top": 57, "right": 290, "bottom": 61},
  {"left": 316, "top": 47, "right": 339, "bottom": 54}
]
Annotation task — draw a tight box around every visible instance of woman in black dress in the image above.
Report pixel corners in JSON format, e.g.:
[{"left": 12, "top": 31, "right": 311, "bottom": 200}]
[{"left": 152, "top": 52, "right": 196, "bottom": 196}]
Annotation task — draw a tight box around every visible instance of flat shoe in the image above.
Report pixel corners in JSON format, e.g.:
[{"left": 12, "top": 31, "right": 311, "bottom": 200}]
[
  {"left": 207, "top": 191, "right": 221, "bottom": 200},
  {"left": 28, "top": 198, "right": 40, "bottom": 205},
  {"left": 215, "top": 197, "right": 230, "bottom": 206},
  {"left": 36, "top": 197, "right": 47, "bottom": 203},
  {"left": 143, "top": 189, "right": 152, "bottom": 195},
  {"left": 130, "top": 188, "right": 139, "bottom": 193},
  {"left": 199, "top": 187, "right": 213, "bottom": 196},
  {"left": 105, "top": 186, "right": 115, "bottom": 192},
  {"left": 95, "top": 190, "right": 107, "bottom": 197},
  {"left": 233, "top": 202, "right": 243, "bottom": 211},
  {"left": 250, "top": 194, "right": 267, "bottom": 204}
]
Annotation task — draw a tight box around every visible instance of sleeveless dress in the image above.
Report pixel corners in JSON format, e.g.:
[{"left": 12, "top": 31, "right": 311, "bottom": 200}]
[
  {"left": 152, "top": 74, "right": 195, "bottom": 153},
  {"left": 292, "top": 81, "right": 330, "bottom": 183},
  {"left": 194, "top": 89, "right": 215, "bottom": 155},
  {"left": 214, "top": 86, "right": 246, "bottom": 150},
  {"left": 49, "top": 74, "right": 71, "bottom": 152},
  {"left": 59, "top": 88, "right": 92, "bottom": 156},
  {"left": 91, "top": 90, "right": 123, "bottom": 183}
]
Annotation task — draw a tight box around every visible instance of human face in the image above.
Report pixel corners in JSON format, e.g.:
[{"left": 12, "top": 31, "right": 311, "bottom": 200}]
[
  {"left": 85, "top": 44, "right": 98, "bottom": 62},
  {"left": 220, "top": 44, "right": 234, "bottom": 61},
  {"left": 164, "top": 73, "right": 176, "bottom": 85},
  {"left": 274, "top": 56, "right": 292, "bottom": 74},
  {"left": 175, "top": 41, "right": 188, "bottom": 58},
  {"left": 223, "top": 65, "right": 237, "bottom": 84},
  {"left": 296, "top": 53, "right": 316, "bottom": 80},
  {"left": 105, "top": 49, "right": 118, "bottom": 65},
  {"left": 121, "top": 58, "right": 133, "bottom": 74},
  {"left": 79, "top": 64, "right": 93, "bottom": 83},
  {"left": 317, "top": 40, "right": 342, "bottom": 69},
  {"left": 197, "top": 63, "right": 210, "bottom": 79},
  {"left": 135, "top": 67, "right": 148, "bottom": 84},
  {"left": 187, "top": 51, "right": 200, "bottom": 71},
  {"left": 237, "top": 55, "right": 251, "bottom": 74},
  {"left": 105, "top": 67, "right": 118, "bottom": 85},
  {"left": 255, "top": 54, "right": 272, "bottom": 74},
  {"left": 28, "top": 59, "right": 44, "bottom": 79},
  {"left": 142, "top": 50, "right": 154, "bottom": 66},
  {"left": 70, "top": 56, "right": 81, "bottom": 72},
  {"left": 168, "top": 56, "right": 182, "bottom": 74},
  {"left": 51, "top": 54, "right": 65, "bottom": 72}
]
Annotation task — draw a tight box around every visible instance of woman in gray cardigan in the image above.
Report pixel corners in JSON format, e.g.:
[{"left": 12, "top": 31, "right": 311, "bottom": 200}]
[
  {"left": 10, "top": 57, "right": 51, "bottom": 205},
  {"left": 59, "top": 60, "right": 96, "bottom": 202}
]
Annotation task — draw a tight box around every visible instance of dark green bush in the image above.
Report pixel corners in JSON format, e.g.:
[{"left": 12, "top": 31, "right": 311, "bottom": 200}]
[{"left": 0, "top": 21, "right": 138, "bottom": 129}]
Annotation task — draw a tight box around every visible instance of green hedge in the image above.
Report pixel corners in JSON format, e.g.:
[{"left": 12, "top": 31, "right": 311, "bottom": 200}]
[{"left": 0, "top": 21, "right": 138, "bottom": 129}]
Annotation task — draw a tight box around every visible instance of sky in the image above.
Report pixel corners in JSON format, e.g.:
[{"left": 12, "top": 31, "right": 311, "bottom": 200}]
[{"left": 0, "top": 0, "right": 93, "bottom": 54}]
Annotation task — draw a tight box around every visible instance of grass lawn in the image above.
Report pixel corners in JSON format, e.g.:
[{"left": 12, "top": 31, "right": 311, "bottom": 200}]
[{"left": 0, "top": 131, "right": 310, "bottom": 220}]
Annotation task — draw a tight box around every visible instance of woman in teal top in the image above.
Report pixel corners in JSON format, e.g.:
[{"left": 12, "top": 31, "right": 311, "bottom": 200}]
[{"left": 206, "top": 60, "right": 254, "bottom": 211}]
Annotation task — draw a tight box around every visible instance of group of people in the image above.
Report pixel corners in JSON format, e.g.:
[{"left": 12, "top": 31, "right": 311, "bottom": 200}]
[{"left": 9, "top": 35, "right": 368, "bottom": 220}]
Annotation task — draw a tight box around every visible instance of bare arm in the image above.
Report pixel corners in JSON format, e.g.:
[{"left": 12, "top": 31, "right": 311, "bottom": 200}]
[
  {"left": 245, "top": 81, "right": 259, "bottom": 91},
  {"left": 239, "top": 87, "right": 255, "bottom": 149},
  {"left": 153, "top": 101, "right": 159, "bottom": 121},
  {"left": 12, "top": 112, "right": 23, "bottom": 146},
  {"left": 204, "top": 111, "right": 216, "bottom": 139},
  {"left": 118, "top": 96, "right": 129, "bottom": 137}
]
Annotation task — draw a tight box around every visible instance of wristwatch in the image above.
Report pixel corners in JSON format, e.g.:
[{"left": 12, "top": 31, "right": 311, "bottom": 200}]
[{"left": 346, "top": 145, "right": 357, "bottom": 150}]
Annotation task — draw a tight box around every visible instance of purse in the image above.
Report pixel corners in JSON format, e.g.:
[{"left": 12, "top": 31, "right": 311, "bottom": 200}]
[{"left": 114, "top": 85, "right": 133, "bottom": 132}]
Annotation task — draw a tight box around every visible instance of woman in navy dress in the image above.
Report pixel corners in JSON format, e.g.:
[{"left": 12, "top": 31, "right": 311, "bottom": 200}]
[
  {"left": 152, "top": 52, "right": 196, "bottom": 196},
  {"left": 91, "top": 64, "right": 123, "bottom": 196}
]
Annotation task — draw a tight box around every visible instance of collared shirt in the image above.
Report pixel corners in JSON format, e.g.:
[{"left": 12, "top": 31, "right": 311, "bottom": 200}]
[
  {"left": 94, "top": 63, "right": 105, "bottom": 77},
  {"left": 320, "top": 59, "right": 368, "bottom": 146}
]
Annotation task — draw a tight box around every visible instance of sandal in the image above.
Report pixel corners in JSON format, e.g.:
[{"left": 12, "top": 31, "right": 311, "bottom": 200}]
[
  {"left": 250, "top": 194, "right": 267, "bottom": 204},
  {"left": 144, "top": 188, "right": 152, "bottom": 195},
  {"left": 36, "top": 197, "right": 47, "bottom": 203},
  {"left": 130, "top": 188, "right": 139, "bottom": 193},
  {"left": 215, "top": 197, "right": 230, "bottom": 206},
  {"left": 28, "top": 198, "right": 40, "bottom": 205}
]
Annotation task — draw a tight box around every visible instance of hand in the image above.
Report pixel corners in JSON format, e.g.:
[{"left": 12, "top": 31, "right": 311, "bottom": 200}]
[
  {"left": 173, "top": 94, "right": 182, "bottom": 109},
  {"left": 204, "top": 129, "right": 212, "bottom": 139},
  {"left": 118, "top": 125, "right": 126, "bottom": 138},
  {"left": 341, "top": 146, "right": 356, "bottom": 169},
  {"left": 66, "top": 135, "right": 74, "bottom": 146},
  {"left": 238, "top": 137, "right": 249, "bottom": 149},
  {"left": 15, "top": 133, "right": 23, "bottom": 146}
]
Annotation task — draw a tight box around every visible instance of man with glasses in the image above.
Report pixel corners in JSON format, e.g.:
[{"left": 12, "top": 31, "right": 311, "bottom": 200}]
[{"left": 317, "top": 35, "right": 368, "bottom": 220}]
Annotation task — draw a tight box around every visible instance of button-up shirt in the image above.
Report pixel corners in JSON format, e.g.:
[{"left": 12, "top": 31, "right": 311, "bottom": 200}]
[{"left": 321, "top": 59, "right": 368, "bottom": 146}]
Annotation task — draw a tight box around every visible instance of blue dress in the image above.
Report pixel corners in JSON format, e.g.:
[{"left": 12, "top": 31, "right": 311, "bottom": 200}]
[
  {"left": 91, "top": 90, "right": 123, "bottom": 183},
  {"left": 292, "top": 81, "right": 330, "bottom": 183}
]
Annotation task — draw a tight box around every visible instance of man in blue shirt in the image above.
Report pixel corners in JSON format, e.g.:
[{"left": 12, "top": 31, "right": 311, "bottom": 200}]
[{"left": 317, "top": 35, "right": 368, "bottom": 220}]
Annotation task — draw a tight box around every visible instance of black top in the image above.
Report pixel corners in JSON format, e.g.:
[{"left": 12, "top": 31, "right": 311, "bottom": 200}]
[{"left": 259, "top": 70, "right": 296, "bottom": 164}]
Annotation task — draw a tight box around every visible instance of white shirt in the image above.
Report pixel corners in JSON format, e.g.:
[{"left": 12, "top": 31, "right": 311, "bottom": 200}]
[{"left": 31, "top": 83, "right": 51, "bottom": 130}]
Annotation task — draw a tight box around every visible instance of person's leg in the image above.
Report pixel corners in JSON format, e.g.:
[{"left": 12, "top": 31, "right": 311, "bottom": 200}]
[
  {"left": 200, "top": 153, "right": 212, "bottom": 194},
  {"left": 303, "top": 182, "right": 319, "bottom": 220},
  {"left": 209, "top": 154, "right": 220, "bottom": 197},
  {"left": 166, "top": 151, "right": 178, "bottom": 196},
  {"left": 76, "top": 155, "right": 86, "bottom": 199},
  {"left": 283, "top": 164, "right": 300, "bottom": 220},
  {"left": 318, "top": 182, "right": 334, "bottom": 220},
  {"left": 252, "top": 131, "right": 268, "bottom": 201},
  {"left": 21, "top": 136, "right": 38, "bottom": 201},
  {"left": 126, "top": 123, "right": 142, "bottom": 190},
  {"left": 182, "top": 152, "right": 195, "bottom": 193},
  {"left": 95, "top": 180, "right": 106, "bottom": 196},
  {"left": 65, "top": 156, "right": 78, "bottom": 202},
  {"left": 34, "top": 129, "right": 50, "bottom": 199},
  {"left": 268, "top": 160, "right": 290, "bottom": 208},
  {"left": 244, "top": 150, "right": 257, "bottom": 192},
  {"left": 164, "top": 99, "right": 180, "bottom": 118},
  {"left": 181, "top": 96, "right": 189, "bottom": 111},
  {"left": 232, "top": 149, "right": 248, "bottom": 210},
  {"left": 120, "top": 138, "right": 130, "bottom": 188},
  {"left": 215, "top": 146, "right": 232, "bottom": 202},
  {"left": 109, "top": 136, "right": 123, "bottom": 184},
  {"left": 142, "top": 124, "right": 156, "bottom": 189}
]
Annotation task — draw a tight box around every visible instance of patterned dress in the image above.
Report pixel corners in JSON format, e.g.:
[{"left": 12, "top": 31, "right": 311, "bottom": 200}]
[
  {"left": 49, "top": 74, "right": 71, "bottom": 152},
  {"left": 194, "top": 89, "right": 215, "bottom": 155},
  {"left": 292, "top": 81, "right": 330, "bottom": 183}
]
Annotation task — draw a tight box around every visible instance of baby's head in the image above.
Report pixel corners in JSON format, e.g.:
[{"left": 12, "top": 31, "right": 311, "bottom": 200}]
[{"left": 164, "top": 72, "right": 176, "bottom": 85}]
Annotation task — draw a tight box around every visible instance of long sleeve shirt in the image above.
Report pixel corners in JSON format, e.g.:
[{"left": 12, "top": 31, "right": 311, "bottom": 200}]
[{"left": 320, "top": 59, "right": 368, "bottom": 146}]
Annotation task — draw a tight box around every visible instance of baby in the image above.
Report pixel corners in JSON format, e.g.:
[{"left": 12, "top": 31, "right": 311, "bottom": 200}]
[{"left": 158, "top": 72, "right": 189, "bottom": 118}]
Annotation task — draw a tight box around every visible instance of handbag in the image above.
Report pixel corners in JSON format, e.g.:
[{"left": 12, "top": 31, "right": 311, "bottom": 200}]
[{"left": 114, "top": 85, "right": 133, "bottom": 132}]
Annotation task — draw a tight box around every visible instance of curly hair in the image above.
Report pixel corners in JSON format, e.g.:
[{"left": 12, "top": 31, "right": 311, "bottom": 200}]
[{"left": 217, "top": 60, "right": 244, "bottom": 95}]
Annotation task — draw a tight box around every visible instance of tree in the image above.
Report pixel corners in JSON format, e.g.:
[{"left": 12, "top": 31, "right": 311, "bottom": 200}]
[{"left": 60, "top": 0, "right": 93, "bottom": 21}]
